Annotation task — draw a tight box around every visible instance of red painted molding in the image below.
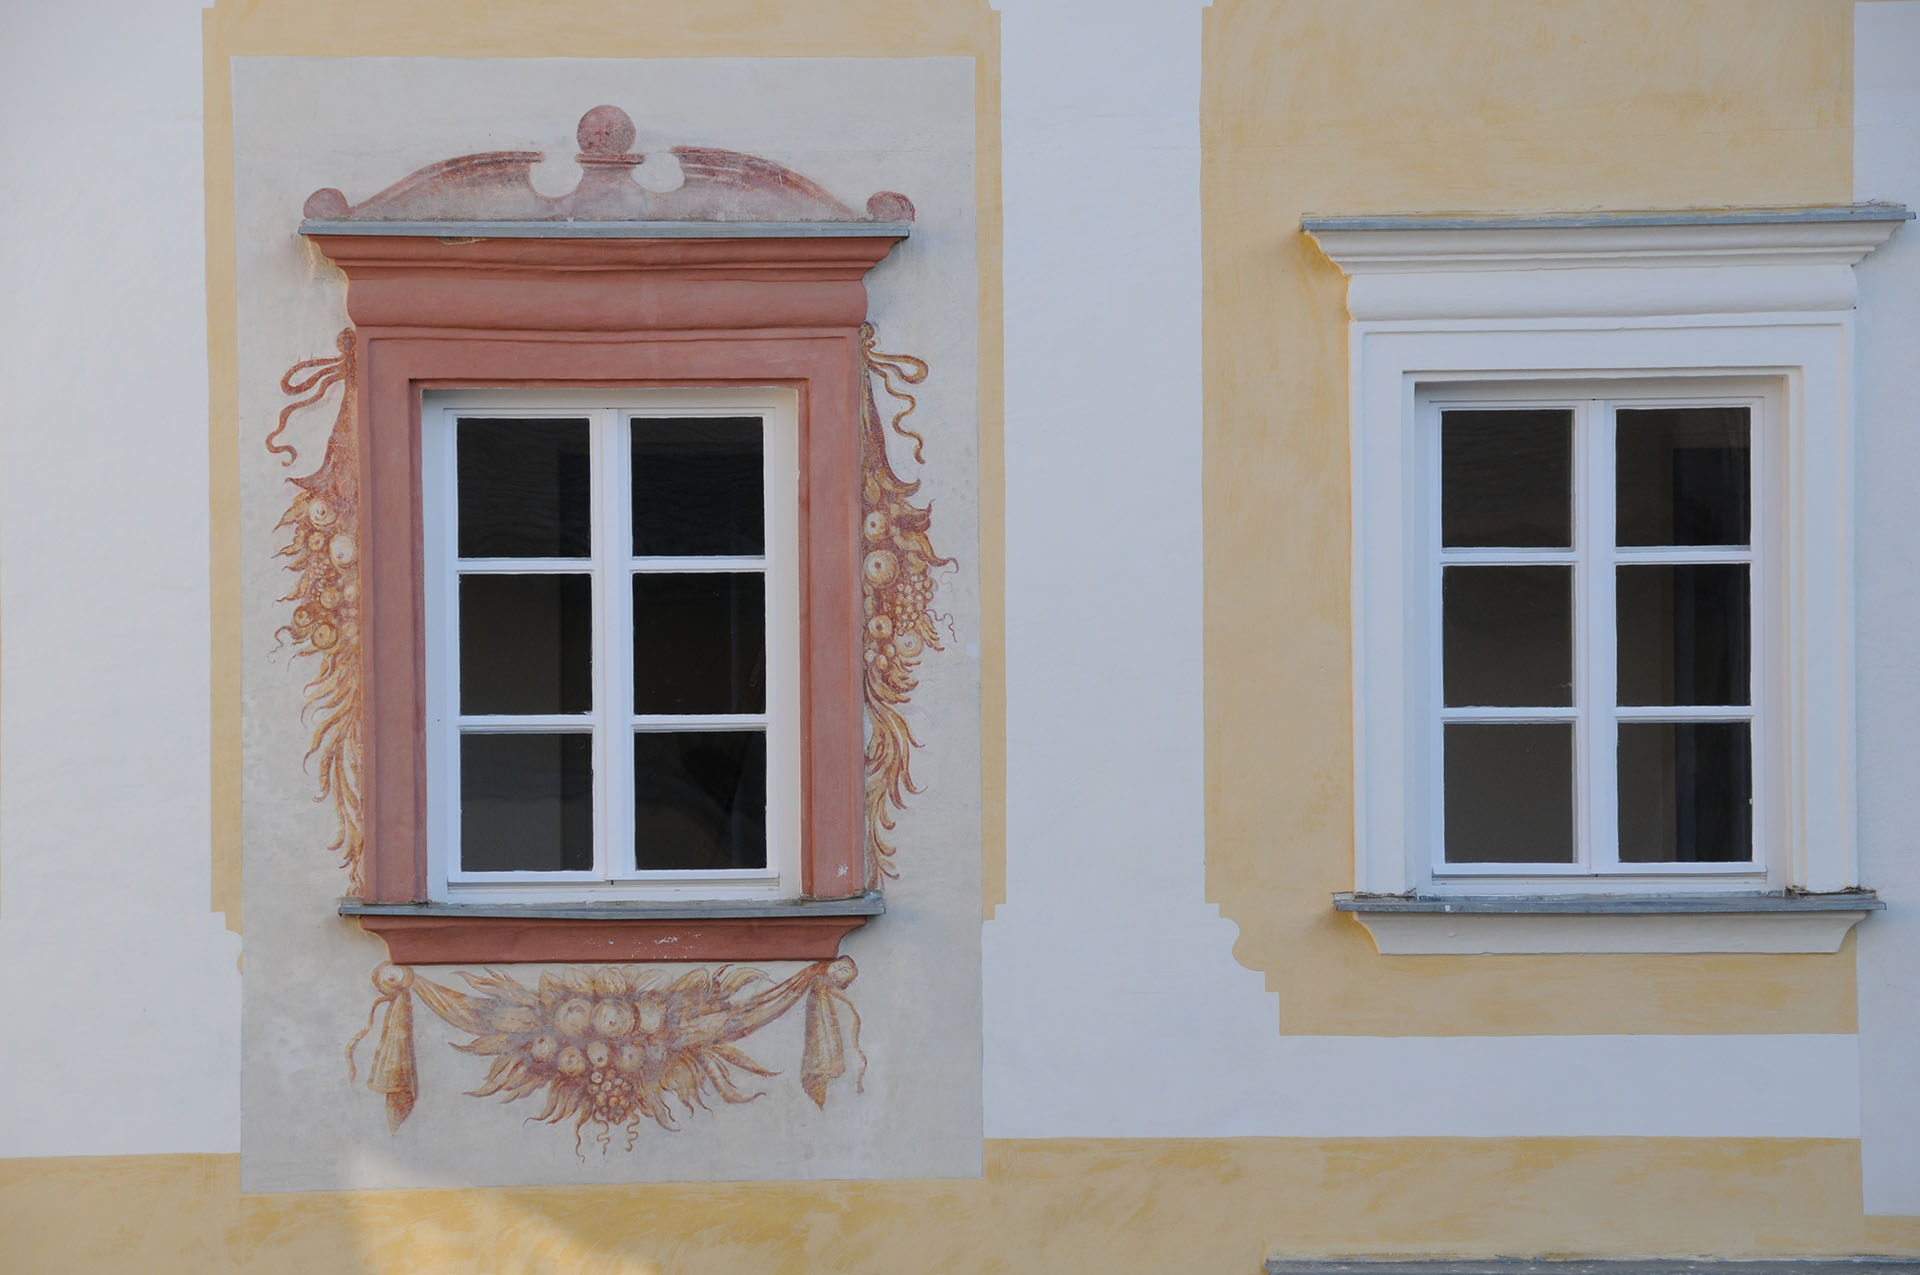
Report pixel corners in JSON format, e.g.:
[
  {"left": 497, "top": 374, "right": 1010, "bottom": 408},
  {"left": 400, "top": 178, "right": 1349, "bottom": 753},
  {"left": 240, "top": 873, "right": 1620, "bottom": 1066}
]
[
  {"left": 309, "top": 234, "right": 901, "bottom": 333},
  {"left": 354, "top": 913, "right": 872, "bottom": 965},
  {"left": 307, "top": 222, "right": 903, "bottom": 962}
]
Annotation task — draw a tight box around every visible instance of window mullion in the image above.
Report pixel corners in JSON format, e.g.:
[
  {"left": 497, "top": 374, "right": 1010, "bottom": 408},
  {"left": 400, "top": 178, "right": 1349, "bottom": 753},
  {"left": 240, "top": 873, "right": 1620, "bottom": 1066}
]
[
  {"left": 602, "top": 406, "right": 635, "bottom": 884},
  {"left": 430, "top": 406, "right": 459, "bottom": 895},
  {"left": 1750, "top": 393, "right": 1769, "bottom": 882},
  {"left": 1588, "top": 400, "right": 1621, "bottom": 873},
  {"left": 1424, "top": 395, "right": 1446, "bottom": 887},
  {"left": 587, "top": 407, "right": 607, "bottom": 884}
]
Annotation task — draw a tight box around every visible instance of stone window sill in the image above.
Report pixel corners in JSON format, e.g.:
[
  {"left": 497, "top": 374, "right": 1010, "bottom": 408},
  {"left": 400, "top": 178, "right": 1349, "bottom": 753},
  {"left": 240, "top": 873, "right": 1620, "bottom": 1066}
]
[
  {"left": 1332, "top": 890, "right": 1880, "bottom": 955},
  {"left": 340, "top": 893, "right": 884, "bottom": 965}
]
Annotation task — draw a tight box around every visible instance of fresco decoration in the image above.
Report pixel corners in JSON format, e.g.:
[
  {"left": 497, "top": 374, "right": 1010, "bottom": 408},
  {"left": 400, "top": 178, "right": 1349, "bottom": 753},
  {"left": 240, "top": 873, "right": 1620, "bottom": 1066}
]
[
  {"left": 280, "top": 114, "right": 927, "bottom": 1149},
  {"left": 348, "top": 958, "right": 865, "bottom": 1152},
  {"left": 860, "top": 323, "right": 954, "bottom": 885},
  {"left": 268, "top": 329, "right": 366, "bottom": 894},
  {"left": 302, "top": 104, "right": 915, "bottom": 226}
]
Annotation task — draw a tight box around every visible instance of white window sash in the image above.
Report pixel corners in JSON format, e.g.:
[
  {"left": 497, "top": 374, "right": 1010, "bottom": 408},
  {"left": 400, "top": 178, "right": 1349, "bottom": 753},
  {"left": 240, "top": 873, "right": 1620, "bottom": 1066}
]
[
  {"left": 1423, "top": 388, "right": 1768, "bottom": 886},
  {"left": 422, "top": 388, "right": 802, "bottom": 904}
]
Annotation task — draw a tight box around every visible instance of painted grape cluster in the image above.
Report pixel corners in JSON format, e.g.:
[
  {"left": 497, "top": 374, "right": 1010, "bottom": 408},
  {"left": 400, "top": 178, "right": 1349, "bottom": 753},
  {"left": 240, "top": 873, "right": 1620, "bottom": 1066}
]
[
  {"left": 354, "top": 958, "right": 863, "bottom": 1153},
  {"left": 268, "top": 329, "right": 365, "bottom": 892},
  {"left": 859, "top": 323, "right": 952, "bottom": 883}
]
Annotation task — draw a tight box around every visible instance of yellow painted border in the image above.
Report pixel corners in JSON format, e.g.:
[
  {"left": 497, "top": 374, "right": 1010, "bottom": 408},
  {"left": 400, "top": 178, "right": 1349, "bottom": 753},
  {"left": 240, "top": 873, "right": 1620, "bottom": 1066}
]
[
  {"left": 1199, "top": 0, "right": 1860, "bottom": 1036},
  {"left": 201, "top": 0, "right": 1005, "bottom": 930},
  {"left": 4, "top": 1139, "right": 1914, "bottom": 1272}
]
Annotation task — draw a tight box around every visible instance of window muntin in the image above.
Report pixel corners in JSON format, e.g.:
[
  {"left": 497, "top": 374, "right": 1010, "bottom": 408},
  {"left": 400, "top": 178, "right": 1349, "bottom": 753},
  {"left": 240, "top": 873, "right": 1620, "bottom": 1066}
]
[
  {"left": 424, "top": 389, "right": 802, "bottom": 903},
  {"left": 1427, "top": 387, "right": 1766, "bottom": 883}
]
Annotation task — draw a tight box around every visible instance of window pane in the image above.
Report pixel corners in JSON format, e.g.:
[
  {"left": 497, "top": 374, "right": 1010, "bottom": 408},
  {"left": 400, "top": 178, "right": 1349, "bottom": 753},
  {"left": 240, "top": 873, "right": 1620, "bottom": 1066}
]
[
  {"left": 1444, "top": 722, "right": 1576, "bottom": 864},
  {"left": 633, "top": 731, "right": 767, "bottom": 871},
  {"left": 457, "top": 418, "right": 592, "bottom": 558},
  {"left": 460, "top": 733, "right": 593, "bottom": 872},
  {"left": 1441, "top": 409, "right": 1573, "bottom": 548},
  {"left": 632, "top": 574, "right": 766, "bottom": 714},
  {"left": 1443, "top": 565, "right": 1573, "bottom": 707},
  {"left": 1617, "top": 564, "right": 1749, "bottom": 707},
  {"left": 459, "top": 574, "right": 593, "bottom": 715},
  {"left": 631, "top": 417, "right": 764, "bottom": 557},
  {"left": 1618, "top": 722, "right": 1753, "bottom": 863},
  {"left": 1616, "top": 407, "right": 1750, "bottom": 547}
]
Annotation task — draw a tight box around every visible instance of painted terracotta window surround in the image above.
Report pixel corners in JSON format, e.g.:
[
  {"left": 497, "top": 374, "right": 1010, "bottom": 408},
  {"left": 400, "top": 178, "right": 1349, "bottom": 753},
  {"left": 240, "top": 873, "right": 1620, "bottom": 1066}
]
[{"left": 304, "top": 107, "right": 911, "bottom": 964}]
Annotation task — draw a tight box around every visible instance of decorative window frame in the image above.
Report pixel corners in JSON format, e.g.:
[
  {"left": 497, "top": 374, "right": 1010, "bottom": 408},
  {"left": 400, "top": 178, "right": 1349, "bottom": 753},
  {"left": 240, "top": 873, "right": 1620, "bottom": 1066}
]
[
  {"left": 1307, "top": 206, "right": 1909, "bottom": 955},
  {"left": 301, "top": 110, "right": 914, "bottom": 965}
]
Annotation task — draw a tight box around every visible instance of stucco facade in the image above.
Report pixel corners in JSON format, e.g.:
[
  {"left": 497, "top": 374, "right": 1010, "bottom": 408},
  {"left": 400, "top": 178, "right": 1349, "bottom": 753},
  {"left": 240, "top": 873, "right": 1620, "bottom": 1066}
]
[{"left": 4, "top": 0, "right": 1920, "bottom": 1269}]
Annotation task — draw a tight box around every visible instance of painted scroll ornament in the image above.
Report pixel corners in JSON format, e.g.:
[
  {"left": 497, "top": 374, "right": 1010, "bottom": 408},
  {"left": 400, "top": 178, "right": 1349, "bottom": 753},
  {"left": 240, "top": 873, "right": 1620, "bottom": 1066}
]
[
  {"left": 270, "top": 322, "right": 952, "bottom": 898},
  {"left": 301, "top": 104, "right": 915, "bottom": 226},
  {"left": 347, "top": 958, "right": 864, "bottom": 1152},
  {"left": 859, "top": 324, "right": 953, "bottom": 883},
  {"left": 267, "top": 329, "right": 365, "bottom": 894}
]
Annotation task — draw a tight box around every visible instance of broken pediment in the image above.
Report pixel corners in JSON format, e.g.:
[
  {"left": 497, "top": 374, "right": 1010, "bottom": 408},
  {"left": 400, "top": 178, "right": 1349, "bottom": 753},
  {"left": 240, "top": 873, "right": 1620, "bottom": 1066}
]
[{"left": 301, "top": 105, "right": 914, "bottom": 226}]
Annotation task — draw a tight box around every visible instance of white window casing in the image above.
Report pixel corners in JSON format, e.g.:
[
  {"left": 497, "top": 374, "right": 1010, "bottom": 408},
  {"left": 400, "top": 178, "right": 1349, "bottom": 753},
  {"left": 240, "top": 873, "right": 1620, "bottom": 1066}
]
[{"left": 1308, "top": 206, "right": 1909, "bottom": 953}]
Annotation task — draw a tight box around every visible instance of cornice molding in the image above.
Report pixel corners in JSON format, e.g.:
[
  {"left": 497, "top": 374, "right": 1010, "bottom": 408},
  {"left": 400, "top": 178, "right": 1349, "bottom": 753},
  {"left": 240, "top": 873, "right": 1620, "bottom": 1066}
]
[
  {"left": 305, "top": 232, "right": 904, "bottom": 332},
  {"left": 1305, "top": 206, "right": 1911, "bottom": 322},
  {"left": 1305, "top": 205, "right": 1910, "bottom": 273}
]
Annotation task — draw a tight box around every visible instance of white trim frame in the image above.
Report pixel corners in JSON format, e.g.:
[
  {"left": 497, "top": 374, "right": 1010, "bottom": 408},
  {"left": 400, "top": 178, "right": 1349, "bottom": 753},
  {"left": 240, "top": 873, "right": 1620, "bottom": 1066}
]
[
  {"left": 422, "top": 387, "right": 803, "bottom": 904},
  {"left": 1310, "top": 209, "right": 1908, "bottom": 903},
  {"left": 1419, "top": 381, "right": 1776, "bottom": 891}
]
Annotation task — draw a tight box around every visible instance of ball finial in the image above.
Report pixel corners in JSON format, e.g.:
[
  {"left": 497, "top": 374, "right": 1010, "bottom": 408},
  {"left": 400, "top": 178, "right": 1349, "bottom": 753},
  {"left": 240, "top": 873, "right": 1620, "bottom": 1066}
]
[
  {"left": 302, "top": 188, "right": 351, "bottom": 220},
  {"left": 576, "top": 105, "right": 636, "bottom": 156}
]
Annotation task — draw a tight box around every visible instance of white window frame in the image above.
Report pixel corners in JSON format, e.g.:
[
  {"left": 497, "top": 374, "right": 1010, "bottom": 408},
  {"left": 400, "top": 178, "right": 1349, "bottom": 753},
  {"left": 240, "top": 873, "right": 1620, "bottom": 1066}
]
[
  {"left": 1309, "top": 209, "right": 1909, "bottom": 910},
  {"left": 422, "top": 387, "right": 802, "bottom": 904},
  {"left": 1417, "top": 378, "right": 1781, "bottom": 894}
]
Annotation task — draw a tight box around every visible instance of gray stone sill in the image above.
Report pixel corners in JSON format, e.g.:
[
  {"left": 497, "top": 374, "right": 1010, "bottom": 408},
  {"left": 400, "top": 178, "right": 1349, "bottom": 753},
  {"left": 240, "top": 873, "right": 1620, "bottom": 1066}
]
[
  {"left": 1333, "top": 891, "right": 1879, "bottom": 955},
  {"left": 340, "top": 891, "right": 885, "bottom": 922},
  {"left": 1268, "top": 1261, "right": 1920, "bottom": 1275},
  {"left": 300, "top": 218, "right": 913, "bottom": 240}
]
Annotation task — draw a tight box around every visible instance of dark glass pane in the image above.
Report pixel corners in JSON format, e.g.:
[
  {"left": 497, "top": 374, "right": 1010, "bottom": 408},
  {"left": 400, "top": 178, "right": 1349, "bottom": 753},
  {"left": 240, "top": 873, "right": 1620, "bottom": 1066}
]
[
  {"left": 1618, "top": 722, "right": 1753, "bottom": 863},
  {"left": 460, "top": 733, "right": 593, "bottom": 872},
  {"left": 1441, "top": 409, "right": 1573, "bottom": 548},
  {"left": 633, "top": 731, "right": 767, "bottom": 871},
  {"left": 457, "top": 418, "right": 591, "bottom": 558},
  {"left": 1443, "top": 565, "right": 1574, "bottom": 707},
  {"left": 1617, "top": 564, "right": 1750, "bottom": 707},
  {"left": 631, "top": 417, "right": 764, "bottom": 557},
  {"left": 1616, "top": 407, "right": 1750, "bottom": 547},
  {"left": 632, "top": 574, "right": 766, "bottom": 714},
  {"left": 1444, "top": 722, "right": 1576, "bottom": 863},
  {"left": 459, "top": 575, "right": 592, "bottom": 715}
]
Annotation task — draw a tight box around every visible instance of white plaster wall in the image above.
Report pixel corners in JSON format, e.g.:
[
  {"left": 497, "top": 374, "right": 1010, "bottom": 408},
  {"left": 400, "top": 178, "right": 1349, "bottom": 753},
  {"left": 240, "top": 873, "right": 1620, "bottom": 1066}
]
[
  {"left": 0, "top": 0, "right": 242, "bottom": 1156},
  {"left": 982, "top": 0, "right": 1870, "bottom": 1142},
  {"left": 984, "top": 0, "right": 1297, "bottom": 1136},
  {"left": 1852, "top": 0, "right": 1920, "bottom": 1218}
]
